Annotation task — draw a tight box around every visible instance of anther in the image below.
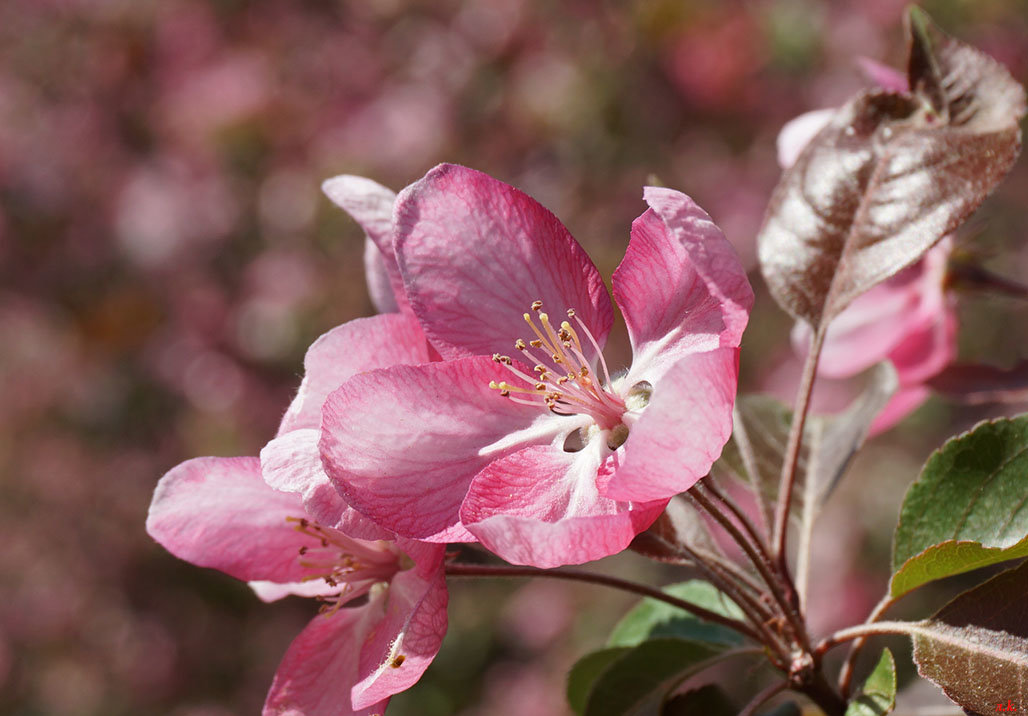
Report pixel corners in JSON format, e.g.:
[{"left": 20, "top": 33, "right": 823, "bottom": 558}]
[
  {"left": 531, "top": 300, "right": 543, "bottom": 311},
  {"left": 530, "top": 339, "right": 543, "bottom": 348},
  {"left": 566, "top": 308, "right": 576, "bottom": 318},
  {"left": 514, "top": 339, "right": 526, "bottom": 350}
]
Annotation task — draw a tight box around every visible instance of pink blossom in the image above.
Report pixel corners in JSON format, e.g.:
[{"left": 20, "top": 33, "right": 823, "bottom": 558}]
[
  {"left": 320, "top": 164, "right": 753, "bottom": 568},
  {"left": 147, "top": 457, "right": 447, "bottom": 715},
  {"left": 776, "top": 66, "right": 957, "bottom": 432}
]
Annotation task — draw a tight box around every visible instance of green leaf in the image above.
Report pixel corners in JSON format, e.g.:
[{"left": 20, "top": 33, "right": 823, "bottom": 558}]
[
  {"left": 582, "top": 639, "right": 726, "bottom": 716},
  {"left": 910, "top": 559, "right": 1028, "bottom": 714},
  {"left": 890, "top": 413, "right": 1028, "bottom": 598},
  {"left": 845, "top": 648, "right": 896, "bottom": 716},
  {"left": 567, "top": 647, "right": 630, "bottom": 715},
  {"left": 607, "top": 581, "right": 745, "bottom": 649},
  {"left": 717, "top": 363, "right": 897, "bottom": 533}
]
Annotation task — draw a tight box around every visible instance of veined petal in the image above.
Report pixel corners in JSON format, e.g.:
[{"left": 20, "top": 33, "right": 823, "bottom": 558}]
[
  {"left": 352, "top": 562, "right": 448, "bottom": 709},
  {"left": 261, "top": 430, "right": 391, "bottom": 541},
  {"left": 146, "top": 456, "right": 311, "bottom": 584},
  {"left": 364, "top": 236, "right": 399, "bottom": 313},
  {"left": 614, "top": 189, "right": 752, "bottom": 386},
  {"left": 322, "top": 174, "right": 410, "bottom": 314},
  {"left": 462, "top": 443, "right": 666, "bottom": 568},
  {"left": 320, "top": 356, "right": 554, "bottom": 543},
  {"left": 264, "top": 603, "right": 388, "bottom": 716},
  {"left": 394, "top": 164, "right": 613, "bottom": 361},
  {"left": 603, "top": 348, "right": 738, "bottom": 503},
  {"left": 278, "top": 313, "right": 430, "bottom": 435},
  {"left": 776, "top": 108, "right": 836, "bottom": 169}
]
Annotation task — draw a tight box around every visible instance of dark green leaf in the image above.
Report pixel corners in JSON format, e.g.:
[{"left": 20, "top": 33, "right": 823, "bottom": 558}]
[
  {"left": 891, "top": 413, "right": 1028, "bottom": 598},
  {"left": 758, "top": 11, "right": 1024, "bottom": 327},
  {"left": 607, "top": 581, "right": 745, "bottom": 649},
  {"left": 845, "top": 648, "right": 896, "bottom": 716},
  {"left": 661, "top": 685, "right": 736, "bottom": 716},
  {"left": 911, "top": 560, "right": 1028, "bottom": 714},
  {"left": 583, "top": 639, "right": 726, "bottom": 716},
  {"left": 567, "top": 647, "right": 630, "bottom": 715}
]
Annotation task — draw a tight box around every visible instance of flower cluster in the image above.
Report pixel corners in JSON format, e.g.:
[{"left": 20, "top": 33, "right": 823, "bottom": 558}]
[{"left": 147, "top": 162, "right": 754, "bottom": 713}]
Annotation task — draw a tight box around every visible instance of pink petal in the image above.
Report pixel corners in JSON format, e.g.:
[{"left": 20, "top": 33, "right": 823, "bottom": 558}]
[
  {"left": 352, "top": 562, "right": 448, "bottom": 709},
  {"left": 320, "top": 356, "right": 557, "bottom": 543},
  {"left": 264, "top": 604, "right": 388, "bottom": 716},
  {"left": 775, "top": 108, "right": 836, "bottom": 169},
  {"left": 261, "top": 430, "right": 392, "bottom": 541},
  {"left": 322, "top": 174, "right": 410, "bottom": 315},
  {"left": 869, "top": 385, "right": 930, "bottom": 436},
  {"left": 278, "top": 313, "right": 430, "bottom": 435},
  {"left": 856, "top": 57, "right": 909, "bottom": 93},
  {"left": 603, "top": 348, "right": 738, "bottom": 503},
  {"left": 146, "top": 456, "right": 311, "bottom": 584},
  {"left": 394, "top": 164, "right": 614, "bottom": 361},
  {"left": 462, "top": 444, "right": 666, "bottom": 568},
  {"left": 363, "top": 236, "right": 398, "bottom": 313},
  {"left": 795, "top": 239, "right": 954, "bottom": 380},
  {"left": 614, "top": 188, "right": 752, "bottom": 385}
]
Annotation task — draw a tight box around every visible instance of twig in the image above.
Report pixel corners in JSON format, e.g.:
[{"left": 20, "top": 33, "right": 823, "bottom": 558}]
[
  {"left": 815, "top": 620, "right": 920, "bottom": 656},
  {"left": 444, "top": 562, "right": 761, "bottom": 642},
  {"left": 837, "top": 595, "right": 897, "bottom": 696}
]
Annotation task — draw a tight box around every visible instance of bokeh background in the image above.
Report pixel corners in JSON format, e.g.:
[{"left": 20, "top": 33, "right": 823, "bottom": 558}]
[{"left": 3, "top": 0, "right": 1028, "bottom": 714}]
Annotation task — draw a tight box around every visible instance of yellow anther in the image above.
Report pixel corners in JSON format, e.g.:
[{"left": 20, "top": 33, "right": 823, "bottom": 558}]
[
  {"left": 530, "top": 339, "right": 543, "bottom": 348},
  {"left": 566, "top": 308, "right": 576, "bottom": 318},
  {"left": 581, "top": 366, "right": 590, "bottom": 376},
  {"left": 531, "top": 300, "right": 543, "bottom": 311},
  {"left": 515, "top": 338, "right": 526, "bottom": 350},
  {"left": 534, "top": 382, "right": 546, "bottom": 391},
  {"left": 534, "top": 365, "right": 546, "bottom": 373},
  {"left": 492, "top": 353, "right": 501, "bottom": 362}
]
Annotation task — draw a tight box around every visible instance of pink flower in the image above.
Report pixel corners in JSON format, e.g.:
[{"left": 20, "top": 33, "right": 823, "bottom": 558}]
[
  {"left": 150, "top": 265, "right": 444, "bottom": 714},
  {"left": 320, "top": 164, "right": 753, "bottom": 568},
  {"left": 147, "top": 457, "right": 447, "bottom": 715},
  {"left": 776, "top": 66, "right": 958, "bottom": 432}
]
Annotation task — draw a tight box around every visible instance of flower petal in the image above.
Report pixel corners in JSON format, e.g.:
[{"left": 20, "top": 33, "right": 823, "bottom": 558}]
[
  {"left": 322, "top": 174, "right": 409, "bottom": 314},
  {"left": 146, "top": 456, "right": 310, "bottom": 584},
  {"left": 278, "top": 313, "right": 430, "bottom": 435},
  {"left": 249, "top": 579, "right": 339, "bottom": 603},
  {"left": 364, "top": 236, "right": 399, "bottom": 313},
  {"left": 462, "top": 443, "right": 666, "bottom": 567},
  {"left": 775, "top": 108, "right": 836, "bottom": 169},
  {"left": 394, "top": 164, "right": 613, "bottom": 360},
  {"left": 603, "top": 348, "right": 738, "bottom": 503},
  {"left": 321, "top": 356, "right": 558, "bottom": 543},
  {"left": 614, "top": 189, "right": 752, "bottom": 385},
  {"left": 261, "top": 430, "right": 392, "bottom": 541},
  {"left": 856, "top": 56, "right": 909, "bottom": 93},
  {"left": 264, "top": 604, "right": 388, "bottom": 716},
  {"left": 352, "top": 546, "right": 448, "bottom": 709}
]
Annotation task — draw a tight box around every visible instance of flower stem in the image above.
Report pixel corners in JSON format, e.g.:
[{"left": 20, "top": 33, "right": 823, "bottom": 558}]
[
  {"left": 773, "top": 325, "right": 826, "bottom": 569},
  {"left": 444, "top": 562, "right": 762, "bottom": 642},
  {"left": 815, "top": 620, "right": 920, "bottom": 656},
  {"left": 836, "top": 595, "right": 898, "bottom": 696},
  {"left": 687, "top": 487, "right": 809, "bottom": 649}
]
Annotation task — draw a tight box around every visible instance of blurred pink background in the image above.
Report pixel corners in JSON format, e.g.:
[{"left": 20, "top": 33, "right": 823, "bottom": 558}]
[{"left": 2, "top": 1, "right": 1027, "bottom": 713}]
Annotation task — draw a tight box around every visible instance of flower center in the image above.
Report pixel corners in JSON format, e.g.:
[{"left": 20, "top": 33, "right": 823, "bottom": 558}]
[
  {"left": 489, "top": 301, "right": 627, "bottom": 433},
  {"left": 288, "top": 517, "right": 401, "bottom": 614}
]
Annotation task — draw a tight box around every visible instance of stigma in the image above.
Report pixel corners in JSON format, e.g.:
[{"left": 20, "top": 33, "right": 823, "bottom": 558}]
[
  {"left": 489, "top": 302, "right": 627, "bottom": 433},
  {"left": 287, "top": 517, "right": 401, "bottom": 614}
]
